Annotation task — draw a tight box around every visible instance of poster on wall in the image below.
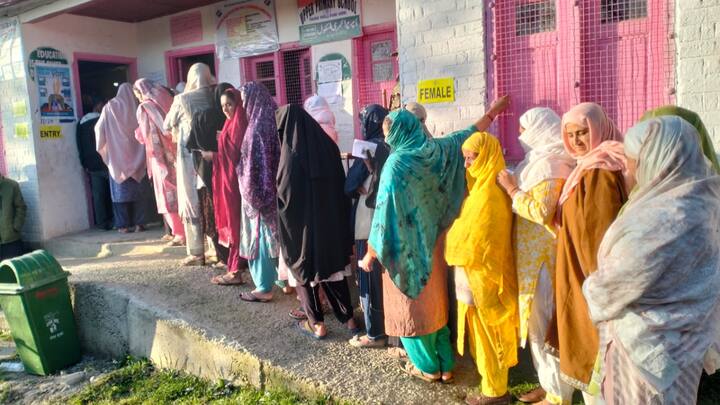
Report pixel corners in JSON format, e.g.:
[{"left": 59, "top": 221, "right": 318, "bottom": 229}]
[
  {"left": 27, "top": 47, "right": 68, "bottom": 82},
  {"left": 215, "top": 0, "right": 279, "bottom": 61},
  {"left": 170, "top": 11, "right": 203, "bottom": 46},
  {"left": 298, "top": 0, "right": 362, "bottom": 45},
  {"left": 35, "top": 64, "right": 74, "bottom": 119}
]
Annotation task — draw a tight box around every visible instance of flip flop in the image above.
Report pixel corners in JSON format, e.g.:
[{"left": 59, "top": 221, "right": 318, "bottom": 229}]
[
  {"left": 399, "top": 361, "right": 440, "bottom": 383},
  {"left": 239, "top": 291, "right": 271, "bottom": 303},
  {"left": 440, "top": 372, "right": 455, "bottom": 385},
  {"left": 289, "top": 307, "right": 307, "bottom": 320},
  {"left": 296, "top": 320, "right": 325, "bottom": 340},
  {"left": 211, "top": 273, "right": 245, "bottom": 285}
]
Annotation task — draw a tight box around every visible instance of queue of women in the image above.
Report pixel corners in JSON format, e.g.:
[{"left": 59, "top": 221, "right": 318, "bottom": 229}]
[{"left": 93, "top": 62, "right": 720, "bottom": 405}]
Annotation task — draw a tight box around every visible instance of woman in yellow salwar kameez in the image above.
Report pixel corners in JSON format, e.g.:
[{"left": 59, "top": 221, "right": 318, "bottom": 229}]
[{"left": 446, "top": 131, "right": 518, "bottom": 405}]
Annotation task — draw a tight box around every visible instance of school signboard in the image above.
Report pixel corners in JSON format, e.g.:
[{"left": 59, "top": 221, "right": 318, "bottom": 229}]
[
  {"left": 298, "top": 0, "right": 361, "bottom": 45},
  {"left": 417, "top": 77, "right": 455, "bottom": 104}
]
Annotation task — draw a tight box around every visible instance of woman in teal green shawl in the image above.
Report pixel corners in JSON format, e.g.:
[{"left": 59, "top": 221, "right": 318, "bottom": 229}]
[
  {"left": 641, "top": 106, "right": 720, "bottom": 172},
  {"left": 359, "top": 97, "right": 509, "bottom": 383}
]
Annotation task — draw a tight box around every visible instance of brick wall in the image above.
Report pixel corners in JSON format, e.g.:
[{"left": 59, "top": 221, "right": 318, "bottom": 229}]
[
  {"left": 676, "top": 0, "right": 720, "bottom": 156},
  {"left": 396, "top": 1, "right": 487, "bottom": 137}
]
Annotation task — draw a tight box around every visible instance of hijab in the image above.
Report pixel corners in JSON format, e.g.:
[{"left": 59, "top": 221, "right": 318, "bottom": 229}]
[
  {"left": 368, "top": 109, "right": 468, "bottom": 298},
  {"left": 184, "top": 63, "right": 215, "bottom": 92},
  {"left": 344, "top": 104, "right": 389, "bottom": 200},
  {"left": 558, "top": 102, "right": 626, "bottom": 205},
  {"left": 303, "top": 95, "right": 338, "bottom": 143},
  {"left": 238, "top": 82, "right": 280, "bottom": 217},
  {"left": 187, "top": 83, "right": 233, "bottom": 186},
  {"left": 585, "top": 116, "right": 720, "bottom": 388},
  {"left": 514, "top": 108, "right": 575, "bottom": 191},
  {"left": 95, "top": 83, "right": 145, "bottom": 183},
  {"left": 134, "top": 78, "right": 173, "bottom": 135},
  {"left": 405, "top": 101, "right": 432, "bottom": 137},
  {"left": 640, "top": 105, "right": 720, "bottom": 173}
]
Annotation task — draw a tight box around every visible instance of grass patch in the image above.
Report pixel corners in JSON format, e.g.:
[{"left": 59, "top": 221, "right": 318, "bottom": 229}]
[{"left": 66, "top": 357, "right": 335, "bottom": 405}]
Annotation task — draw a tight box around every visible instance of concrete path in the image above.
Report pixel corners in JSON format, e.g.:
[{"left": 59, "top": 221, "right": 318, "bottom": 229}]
[{"left": 49, "top": 228, "right": 520, "bottom": 404}]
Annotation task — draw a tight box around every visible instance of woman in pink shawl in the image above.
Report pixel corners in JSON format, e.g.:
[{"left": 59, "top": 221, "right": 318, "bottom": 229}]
[
  {"left": 95, "top": 83, "right": 152, "bottom": 233},
  {"left": 304, "top": 95, "right": 338, "bottom": 143},
  {"left": 133, "top": 78, "right": 183, "bottom": 245},
  {"left": 209, "top": 86, "right": 246, "bottom": 285},
  {"left": 545, "top": 102, "right": 628, "bottom": 404}
]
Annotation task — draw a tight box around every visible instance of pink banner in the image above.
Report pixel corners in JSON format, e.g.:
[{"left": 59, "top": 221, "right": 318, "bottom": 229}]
[{"left": 170, "top": 11, "right": 203, "bottom": 47}]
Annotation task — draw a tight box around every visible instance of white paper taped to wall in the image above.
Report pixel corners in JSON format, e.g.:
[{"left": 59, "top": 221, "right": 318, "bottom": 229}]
[
  {"left": 318, "top": 81, "right": 342, "bottom": 104},
  {"left": 317, "top": 60, "right": 342, "bottom": 83}
]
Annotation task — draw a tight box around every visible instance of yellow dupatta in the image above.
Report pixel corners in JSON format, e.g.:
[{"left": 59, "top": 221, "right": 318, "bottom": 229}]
[{"left": 445, "top": 132, "right": 518, "bottom": 366}]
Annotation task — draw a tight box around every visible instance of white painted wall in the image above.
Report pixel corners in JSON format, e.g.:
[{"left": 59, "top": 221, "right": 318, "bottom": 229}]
[
  {"left": 20, "top": 14, "right": 138, "bottom": 240},
  {"left": 396, "top": 0, "right": 486, "bottom": 136},
  {"left": 675, "top": 0, "right": 720, "bottom": 158}
]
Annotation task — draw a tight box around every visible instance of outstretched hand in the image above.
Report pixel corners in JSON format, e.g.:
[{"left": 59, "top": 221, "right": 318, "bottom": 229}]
[{"left": 497, "top": 169, "right": 519, "bottom": 196}]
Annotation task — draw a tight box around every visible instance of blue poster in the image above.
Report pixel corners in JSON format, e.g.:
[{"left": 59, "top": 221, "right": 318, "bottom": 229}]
[{"left": 36, "top": 64, "right": 74, "bottom": 118}]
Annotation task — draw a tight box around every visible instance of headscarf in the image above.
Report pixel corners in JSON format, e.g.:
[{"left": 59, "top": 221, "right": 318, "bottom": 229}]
[
  {"left": 446, "top": 132, "right": 516, "bottom": 323},
  {"left": 213, "top": 88, "right": 246, "bottom": 247},
  {"left": 344, "top": 104, "right": 389, "bottom": 199},
  {"left": 369, "top": 109, "right": 470, "bottom": 298},
  {"left": 238, "top": 81, "right": 279, "bottom": 217},
  {"left": 303, "top": 95, "right": 338, "bottom": 143},
  {"left": 134, "top": 78, "right": 174, "bottom": 149},
  {"left": 559, "top": 102, "right": 625, "bottom": 205},
  {"left": 584, "top": 116, "right": 720, "bottom": 389},
  {"left": 276, "top": 105, "right": 352, "bottom": 284},
  {"left": 514, "top": 108, "right": 575, "bottom": 191},
  {"left": 95, "top": 83, "right": 145, "bottom": 183},
  {"left": 405, "top": 101, "right": 432, "bottom": 137},
  {"left": 187, "top": 83, "right": 233, "bottom": 187},
  {"left": 640, "top": 105, "right": 720, "bottom": 172},
  {"left": 184, "top": 63, "right": 215, "bottom": 93}
]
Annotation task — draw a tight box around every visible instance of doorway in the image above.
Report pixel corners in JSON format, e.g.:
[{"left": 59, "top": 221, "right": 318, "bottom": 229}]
[
  {"left": 72, "top": 53, "right": 137, "bottom": 117},
  {"left": 490, "top": 0, "right": 673, "bottom": 161},
  {"left": 165, "top": 45, "right": 217, "bottom": 88}
]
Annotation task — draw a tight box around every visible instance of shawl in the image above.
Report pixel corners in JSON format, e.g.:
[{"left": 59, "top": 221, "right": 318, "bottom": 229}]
[
  {"left": 368, "top": 109, "right": 471, "bottom": 298},
  {"left": 276, "top": 104, "right": 352, "bottom": 284},
  {"left": 445, "top": 131, "right": 517, "bottom": 326},
  {"left": 345, "top": 104, "right": 389, "bottom": 199},
  {"left": 559, "top": 102, "right": 625, "bottom": 205},
  {"left": 134, "top": 79, "right": 174, "bottom": 159},
  {"left": 515, "top": 107, "right": 575, "bottom": 191},
  {"left": 184, "top": 63, "right": 215, "bottom": 92},
  {"left": 238, "top": 82, "right": 280, "bottom": 217},
  {"left": 188, "top": 83, "right": 233, "bottom": 187},
  {"left": 584, "top": 116, "right": 720, "bottom": 390},
  {"left": 213, "top": 88, "right": 245, "bottom": 247},
  {"left": 304, "top": 95, "right": 338, "bottom": 143},
  {"left": 95, "top": 83, "right": 145, "bottom": 183},
  {"left": 640, "top": 105, "right": 720, "bottom": 173}
]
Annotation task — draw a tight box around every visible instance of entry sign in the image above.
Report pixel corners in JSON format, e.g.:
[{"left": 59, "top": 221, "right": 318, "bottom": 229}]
[
  {"left": 417, "top": 77, "right": 455, "bottom": 104},
  {"left": 39, "top": 125, "right": 62, "bottom": 140}
]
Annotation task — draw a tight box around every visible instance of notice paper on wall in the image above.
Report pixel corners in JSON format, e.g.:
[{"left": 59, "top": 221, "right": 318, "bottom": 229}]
[
  {"left": 14, "top": 122, "right": 28, "bottom": 139},
  {"left": 318, "top": 81, "right": 342, "bottom": 104},
  {"left": 317, "top": 60, "right": 342, "bottom": 84}
]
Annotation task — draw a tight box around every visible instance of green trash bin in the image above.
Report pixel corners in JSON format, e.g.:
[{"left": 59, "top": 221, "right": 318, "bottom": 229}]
[{"left": 0, "top": 249, "right": 81, "bottom": 375}]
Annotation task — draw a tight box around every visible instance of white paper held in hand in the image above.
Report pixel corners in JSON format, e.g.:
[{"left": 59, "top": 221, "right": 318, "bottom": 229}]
[{"left": 352, "top": 139, "right": 378, "bottom": 159}]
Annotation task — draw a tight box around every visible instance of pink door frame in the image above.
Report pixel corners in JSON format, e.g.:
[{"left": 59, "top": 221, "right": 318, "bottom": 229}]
[
  {"left": 71, "top": 52, "right": 138, "bottom": 116},
  {"left": 352, "top": 22, "right": 397, "bottom": 139},
  {"left": 164, "top": 44, "right": 218, "bottom": 88}
]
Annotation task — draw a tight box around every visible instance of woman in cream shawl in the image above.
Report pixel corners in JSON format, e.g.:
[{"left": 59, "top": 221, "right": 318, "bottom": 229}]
[{"left": 584, "top": 116, "right": 720, "bottom": 404}]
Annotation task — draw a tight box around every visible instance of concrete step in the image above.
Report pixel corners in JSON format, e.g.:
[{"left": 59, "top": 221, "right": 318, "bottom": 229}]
[{"left": 43, "top": 227, "right": 185, "bottom": 259}]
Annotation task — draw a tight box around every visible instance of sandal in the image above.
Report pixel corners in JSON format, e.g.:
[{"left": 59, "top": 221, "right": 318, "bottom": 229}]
[
  {"left": 181, "top": 255, "right": 205, "bottom": 266},
  {"left": 464, "top": 393, "right": 512, "bottom": 405},
  {"left": 289, "top": 307, "right": 307, "bottom": 320},
  {"left": 161, "top": 234, "right": 174, "bottom": 242},
  {"left": 118, "top": 227, "right": 132, "bottom": 234},
  {"left": 296, "top": 320, "right": 325, "bottom": 340},
  {"left": 239, "top": 291, "right": 272, "bottom": 303},
  {"left": 349, "top": 335, "right": 386, "bottom": 348},
  {"left": 211, "top": 272, "right": 245, "bottom": 285},
  {"left": 440, "top": 371, "right": 455, "bottom": 384},
  {"left": 398, "top": 361, "right": 439, "bottom": 383},
  {"left": 135, "top": 225, "right": 146, "bottom": 232},
  {"left": 387, "top": 347, "right": 408, "bottom": 359}
]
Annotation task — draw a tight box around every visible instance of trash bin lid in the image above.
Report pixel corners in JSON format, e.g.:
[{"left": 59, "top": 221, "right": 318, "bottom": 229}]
[{"left": 0, "top": 250, "right": 69, "bottom": 294}]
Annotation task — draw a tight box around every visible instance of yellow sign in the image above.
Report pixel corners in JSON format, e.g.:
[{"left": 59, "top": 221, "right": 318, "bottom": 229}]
[
  {"left": 417, "top": 77, "right": 455, "bottom": 104},
  {"left": 12, "top": 100, "right": 26, "bottom": 117},
  {"left": 14, "top": 122, "right": 29, "bottom": 139},
  {"left": 40, "top": 125, "right": 62, "bottom": 140}
]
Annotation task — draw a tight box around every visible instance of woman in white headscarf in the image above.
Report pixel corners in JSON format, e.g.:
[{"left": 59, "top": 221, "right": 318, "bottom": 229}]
[
  {"left": 95, "top": 83, "right": 152, "bottom": 233},
  {"left": 583, "top": 116, "right": 720, "bottom": 405},
  {"left": 496, "top": 107, "right": 576, "bottom": 404},
  {"left": 164, "top": 63, "right": 216, "bottom": 266},
  {"left": 303, "top": 95, "right": 338, "bottom": 143}
]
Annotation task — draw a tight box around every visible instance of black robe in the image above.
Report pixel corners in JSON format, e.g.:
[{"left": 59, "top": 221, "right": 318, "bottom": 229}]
[{"left": 275, "top": 104, "right": 352, "bottom": 284}]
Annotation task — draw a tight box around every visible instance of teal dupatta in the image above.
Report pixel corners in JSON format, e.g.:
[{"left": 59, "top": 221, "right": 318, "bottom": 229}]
[{"left": 368, "top": 109, "right": 473, "bottom": 298}]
